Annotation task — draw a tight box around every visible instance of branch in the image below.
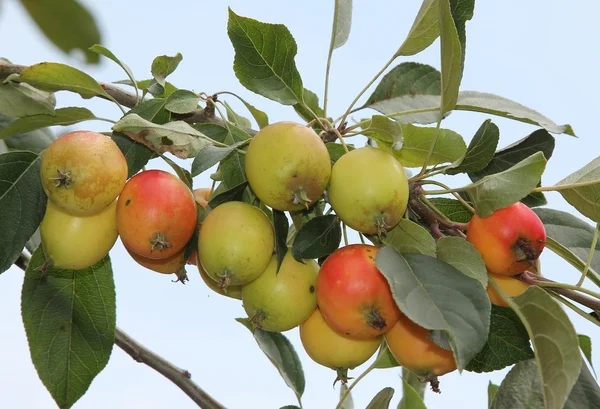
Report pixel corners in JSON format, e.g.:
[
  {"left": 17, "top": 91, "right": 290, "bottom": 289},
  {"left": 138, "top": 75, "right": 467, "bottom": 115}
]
[
  {"left": 14, "top": 253, "right": 226, "bottom": 409},
  {"left": 0, "top": 62, "right": 256, "bottom": 136}
]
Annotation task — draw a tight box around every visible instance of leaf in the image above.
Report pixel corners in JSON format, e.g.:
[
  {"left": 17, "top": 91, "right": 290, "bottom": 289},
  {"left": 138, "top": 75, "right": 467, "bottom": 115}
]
[
  {"left": 19, "top": 0, "right": 101, "bottom": 64},
  {"left": 224, "top": 100, "right": 252, "bottom": 128},
  {"left": 465, "top": 305, "right": 534, "bottom": 373},
  {"left": 578, "top": 335, "right": 594, "bottom": 373},
  {"left": 293, "top": 88, "right": 324, "bottom": 123},
  {"left": 398, "top": 377, "right": 427, "bottom": 409},
  {"left": 428, "top": 198, "right": 473, "bottom": 223},
  {"left": 436, "top": 236, "right": 487, "bottom": 288},
  {"left": 208, "top": 181, "right": 248, "bottom": 208},
  {"left": 0, "top": 82, "right": 56, "bottom": 117},
  {"left": 446, "top": 119, "right": 499, "bottom": 175},
  {"left": 360, "top": 115, "right": 404, "bottom": 149},
  {"left": 364, "top": 62, "right": 441, "bottom": 124},
  {"left": 7, "top": 62, "right": 110, "bottom": 99},
  {"left": 0, "top": 151, "right": 46, "bottom": 274},
  {"left": 564, "top": 362, "right": 600, "bottom": 409},
  {"left": 111, "top": 132, "right": 155, "bottom": 178},
  {"left": 236, "top": 318, "right": 305, "bottom": 401},
  {"left": 366, "top": 387, "right": 394, "bottom": 409},
  {"left": 164, "top": 89, "right": 200, "bottom": 114},
  {"left": 127, "top": 98, "right": 170, "bottom": 125},
  {"left": 464, "top": 151, "right": 548, "bottom": 218},
  {"left": 191, "top": 141, "right": 246, "bottom": 177},
  {"left": 116, "top": 79, "right": 179, "bottom": 99},
  {"left": 326, "top": 143, "right": 355, "bottom": 163},
  {"left": 112, "top": 113, "right": 211, "bottom": 159},
  {"left": 555, "top": 156, "right": 600, "bottom": 222},
  {"left": 438, "top": 0, "right": 463, "bottom": 116},
  {"left": 236, "top": 97, "right": 269, "bottom": 129},
  {"left": 292, "top": 215, "right": 342, "bottom": 262},
  {"left": 488, "top": 382, "right": 499, "bottom": 408},
  {"left": 21, "top": 247, "right": 115, "bottom": 409},
  {"left": 220, "top": 129, "right": 249, "bottom": 188},
  {"left": 456, "top": 91, "right": 575, "bottom": 136},
  {"left": 508, "top": 286, "right": 582, "bottom": 409},
  {"left": 89, "top": 45, "right": 137, "bottom": 96},
  {"left": 396, "top": 0, "right": 439, "bottom": 56},
  {"left": 330, "top": 0, "right": 352, "bottom": 50},
  {"left": 381, "top": 218, "right": 436, "bottom": 257},
  {"left": 374, "top": 122, "right": 466, "bottom": 167},
  {"left": 273, "top": 210, "right": 289, "bottom": 273},
  {"left": 0, "top": 116, "right": 57, "bottom": 153},
  {"left": 0, "top": 107, "right": 98, "bottom": 139},
  {"left": 148, "top": 53, "right": 182, "bottom": 95},
  {"left": 227, "top": 9, "right": 304, "bottom": 105},
  {"left": 193, "top": 123, "right": 229, "bottom": 143},
  {"left": 375, "top": 247, "right": 490, "bottom": 370},
  {"left": 373, "top": 342, "right": 400, "bottom": 369}
]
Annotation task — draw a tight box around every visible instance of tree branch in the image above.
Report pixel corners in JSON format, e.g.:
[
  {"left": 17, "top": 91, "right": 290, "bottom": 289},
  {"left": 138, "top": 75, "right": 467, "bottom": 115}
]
[
  {"left": 0, "top": 61, "right": 256, "bottom": 136},
  {"left": 14, "top": 253, "right": 225, "bottom": 409}
]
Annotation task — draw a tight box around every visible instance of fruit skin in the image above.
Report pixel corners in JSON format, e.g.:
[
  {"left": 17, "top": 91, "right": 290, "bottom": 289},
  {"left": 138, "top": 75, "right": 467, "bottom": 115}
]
[
  {"left": 126, "top": 245, "right": 186, "bottom": 276},
  {"left": 40, "top": 199, "right": 118, "bottom": 270},
  {"left": 385, "top": 313, "right": 457, "bottom": 377},
  {"left": 116, "top": 170, "right": 198, "bottom": 260},
  {"left": 486, "top": 273, "right": 530, "bottom": 307},
  {"left": 327, "top": 146, "right": 409, "bottom": 235},
  {"left": 198, "top": 201, "right": 274, "bottom": 288},
  {"left": 242, "top": 251, "right": 318, "bottom": 332},
  {"left": 316, "top": 244, "right": 401, "bottom": 339},
  {"left": 40, "top": 130, "right": 128, "bottom": 216},
  {"left": 466, "top": 202, "right": 546, "bottom": 276},
  {"left": 245, "top": 121, "right": 331, "bottom": 211},
  {"left": 198, "top": 260, "right": 243, "bottom": 300},
  {"left": 300, "top": 308, "right": 381, "bottom": 370}
]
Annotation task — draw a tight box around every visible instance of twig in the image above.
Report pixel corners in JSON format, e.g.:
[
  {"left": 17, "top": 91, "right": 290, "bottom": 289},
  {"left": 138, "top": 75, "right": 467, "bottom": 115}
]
[{"left": 14, "top": 252, "right": 226, "bottom": 409}]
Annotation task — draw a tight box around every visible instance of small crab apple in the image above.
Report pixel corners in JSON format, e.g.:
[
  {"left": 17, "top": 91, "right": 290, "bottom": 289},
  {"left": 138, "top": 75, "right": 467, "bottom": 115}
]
[
  {"left": 327, "top": 146, "right": 409, "bottom": 236},
  {"left": 116, "top": 170, "right": 198, "bottom": 260},
  {"left": 300, "top": 308, "right": 382, "bottom": 382},
  {"left": 316, "top": 244, "right": 401, "bottom": 339},
  {"left": 242, "top": 251, "right": 318, "bottom": 332},
  {"left": 40, "top": 200, "right": 119, "bottom": 270},
  {"left": 125, "top": 245, "right": 188, "bottom": 281},
  {"left": 245, "top": 121, "right": 332, "bottom": 211},
  {"left": 385, "top": 313, "right": 457, "bottom": 392},
  {"left": 40, "top": 130, "right": 128, "bottom": 216},
  {"left": 198, "top": 201, "right": 274, "bottom": 289},
  {"left": 466, "top": 202, "right": 546, "bottom": 276},
  {"left": 486, "top": 272, "right": 531, "bottom": 307}
]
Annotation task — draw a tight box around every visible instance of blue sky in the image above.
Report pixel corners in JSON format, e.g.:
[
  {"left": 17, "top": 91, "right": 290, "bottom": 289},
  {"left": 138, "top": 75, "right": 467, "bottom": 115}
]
[{"left": 1, "top": 1, "right": 599, "bottom": 408}]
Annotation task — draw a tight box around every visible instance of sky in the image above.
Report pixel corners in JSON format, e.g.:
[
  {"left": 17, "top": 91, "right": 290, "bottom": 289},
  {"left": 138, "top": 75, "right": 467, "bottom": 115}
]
[{"left": 1, "top": 1, "right": 599, "bottom": 408}]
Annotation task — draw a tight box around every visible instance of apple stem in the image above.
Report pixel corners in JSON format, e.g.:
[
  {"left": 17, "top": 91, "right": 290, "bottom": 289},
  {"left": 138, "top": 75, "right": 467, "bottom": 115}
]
[{"left": 426, "top": 374, "right": 441, "bottom": 393}]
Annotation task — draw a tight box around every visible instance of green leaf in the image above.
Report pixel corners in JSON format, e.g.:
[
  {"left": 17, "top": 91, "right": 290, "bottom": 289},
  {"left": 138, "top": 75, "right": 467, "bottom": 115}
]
[
  {"left": 375, "top": 247, "right": 490, "bottom": 370},
  {"left": 364, "top": 62, "right": 441, "bottom": 124},
  {"left": 396, "top": 0, "right": 439, "bottom": 56},
  {"left": 193, "top": 123, "right": 229, "bottom": 143},
  {"left": 208, "top": 181, "right": 248, "bottom": 208},
  {"left": 438, "top": 0, "right": 462, "bottom": 116},
  {"left": 366, "top": 387, "right": 394, "bottom": 409},
  {"left": 164, "top": 89, "right": 200, "bottom": 114},
  {"left": 554, "top": 156, "right": 600, "bottom": 222},
  {"left": 148, "top": 53, "right": 183, "bottom": 95},
  {"left": 115, "top": 79, "right": 179, "bottom": 99},
  {"left": 428, "top": 198, "right": 473, "bottom": 223},
  {"left": 564, "top": 362, "right": 600, "bottom": 409},
  {"left": 456, "top": 91, "right": 575, "bottom": 136},
  {"left": 19, "top": 0, "right": 101, "bottom": 64},
  {"left": 112, "top": 113, "right": 211, "bottom": 159},
  {"left": 446, "top": 119, "right": 499, "bottom": 175},
  {"left": 219, "top": 129, "right": 249, "bottom": 188},
  {"left": 465, "top": 305, "right": 534, "bottom": 373},
  {"left": 273, "top": 210, "right": 289, "bottom": 273},
  {"left": 326, "top": 142, "right": 355, "bottom": 163},
  {"left": 436, "top": 236, "right": 487, "bottom": 288},
  {"left": 191, "top": 141, "right": 246, "bottom": 178},
  {"left": 281, "top": 406, "right": 301, "bottom": 409},
  {"left": 22, "top": 247, "right": 115, "bottom": 409},
  {"left": 293, "top": 88, "right": 324, "bottom": 123},
  {"left": 381, "top": 218, "right": 436, "bottom": 257},
  {"left": 508, "top": 286, "right": 582, "bottom": 409},
  {"left": 227, "top": 9, "right": 304, "bottom": 105},
  {"left": 450, "top": 0, "right": 475, "bottom": 68},
  {"left": 235, "top": 96, "right": 269, "bottom": 129},
  {"left": 7, "top": 62, "right": 110, "bottom": 99},
  {"left": 488, "top": 382, "right": 499, "bottom": 408},
  {"left": 0, "top": 115, "right": 57, "bottom": 153},
  {"left": 330, "top": 0, "right": 352, "bottom": 50},
  {"left": 89, "top": 45, "right": 138, "bottom": 96},
  {"left": 224, "top": 100, "right": 252, "bottom": 128},
  {"left": 0, "top": 107, "right": 98, "bottom": 139},
  {"left": 375, "top": 122, "right": 466, "bottom": 168},
  {"left": 464, "top": 152, "right": 548, "bottom": 218},
  {"left": 360, "top": 115, "right": 404, "bottom": 148},
  {"left": 398, "top": 377, "right": 427, "bottom": 409},
  {"left": 236, "top": 318, "right": 305, "bottom": 401},
  {"left": 0, "top": 82, "right": 56, "bottom": 117},
  {"left": 0, "top": 151, "right": 46, "bottom": 274},
  {"left": 578, "top": 335, "right": 594, "bottom": 372},
  {"left": 534, "top": 208, "right": 600, "bottom": 287},
  {"left": 373, "top": 342, "right": 399, "bottom": 369},
  {"left": 111, "top": 132, "right": 155, "bottom": 178},
  {"left": 292, "top": 215, "right": 342, "bottom": 262},
  {"left": 127, "top": 98, "right": 170, "bottom": 124}
]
